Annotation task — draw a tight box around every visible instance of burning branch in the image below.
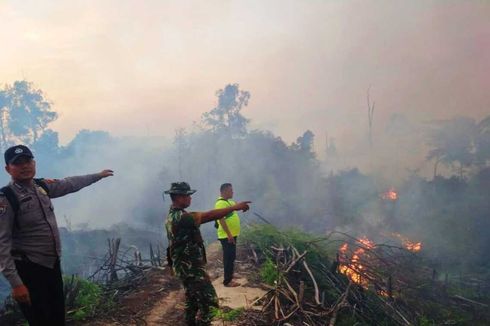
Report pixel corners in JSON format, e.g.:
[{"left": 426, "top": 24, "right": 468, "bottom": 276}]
[{"left": 238, "top": 226, "right": 488, "bottom": 326}]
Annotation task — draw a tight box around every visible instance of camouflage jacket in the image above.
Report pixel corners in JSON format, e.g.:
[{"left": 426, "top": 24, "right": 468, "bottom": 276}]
[{"left": 165, "top": 207, "right": 207, "bottom": 279}]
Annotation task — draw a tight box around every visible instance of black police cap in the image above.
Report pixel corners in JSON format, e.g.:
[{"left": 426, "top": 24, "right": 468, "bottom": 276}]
[{"left": 4, "top": 145, "right": 34, "bottom": 165}]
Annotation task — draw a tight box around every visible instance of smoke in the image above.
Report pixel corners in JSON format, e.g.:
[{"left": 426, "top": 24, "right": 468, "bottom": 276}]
[
  {"left": 1, "top": 0, "right": 490, "bottom": 306},
  {"left": 1, "top": 1, "right": 489, "bottom": 148}
]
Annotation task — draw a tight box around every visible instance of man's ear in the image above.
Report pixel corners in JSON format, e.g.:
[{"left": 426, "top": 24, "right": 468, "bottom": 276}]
[{"left": 5, "top": 165, "right": 10, "bottom": 174}]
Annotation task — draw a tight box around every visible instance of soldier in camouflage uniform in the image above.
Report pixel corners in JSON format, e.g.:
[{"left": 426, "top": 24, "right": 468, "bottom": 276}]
[{"left": 164, "top": 182, "right": 250, "bottom": 326}]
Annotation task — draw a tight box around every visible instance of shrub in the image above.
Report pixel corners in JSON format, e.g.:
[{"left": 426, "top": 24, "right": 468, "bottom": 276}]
[
  {"left": 64, "top": 276, "right": 102, "bottom": 321},
  {"left": 259, "top": 258, "right": 280, "bottom": 285}
]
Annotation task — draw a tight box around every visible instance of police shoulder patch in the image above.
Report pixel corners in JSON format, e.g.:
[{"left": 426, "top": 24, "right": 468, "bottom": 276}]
[
  {"left": 37, "top": 187, "right": 48, "bottom": 196},
  {"left": 0, "top": 204, "right": 7, "bottom": 216}
]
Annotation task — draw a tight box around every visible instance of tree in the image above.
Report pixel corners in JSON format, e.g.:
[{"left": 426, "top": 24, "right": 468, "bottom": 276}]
[
  {"left": 426, "top": 117, "right": 478, "bottom": 179},
  {"left": 0, "top": 80, "right": 57, "bottom": 150},
  {"left": 291, "top": 130, "right": 315, "bottom": 158},
  {"left": 31, "top": 129, "right": 60, "bottom": 156},
  {"left": 202, "top": 84, "right": 250, "bottom": 135}
]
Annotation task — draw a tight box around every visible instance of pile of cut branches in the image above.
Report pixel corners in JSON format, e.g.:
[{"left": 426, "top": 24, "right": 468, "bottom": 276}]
[
  {"left": 236, "top": 224, "right": 490, "bottom": 326},
  {"left": 88, "top": 238, "right": 164, "bottom": 283}
]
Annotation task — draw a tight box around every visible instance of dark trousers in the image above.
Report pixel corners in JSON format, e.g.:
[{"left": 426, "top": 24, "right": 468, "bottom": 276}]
[
  {"left": 219, "top": 237, "right": 237, "bottom": 285},
  {"left": 14, "top": 259, "right": 65, "bottom": 326}
]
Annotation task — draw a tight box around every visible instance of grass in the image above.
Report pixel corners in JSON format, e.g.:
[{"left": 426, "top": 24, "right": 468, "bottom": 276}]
[
  {"left": 212, "top": 307, "right": 244, "bottom": 321},
  {"left": 241, "top": 223, "right": 333, "bottom": 264},
  {"left": 259, "top": 258, "right": 280, "bottom": 285},
  {"left": 63, "top": 276, "right": 103, "bottom": 321}
]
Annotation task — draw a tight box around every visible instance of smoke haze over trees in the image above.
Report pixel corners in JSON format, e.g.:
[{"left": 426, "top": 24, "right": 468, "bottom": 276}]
[
  {"left": 1, "top": 3, "right": 489, "bottom": 320},
  {"left": 0, "top": 80, "right": 489, "bottom": 274}
]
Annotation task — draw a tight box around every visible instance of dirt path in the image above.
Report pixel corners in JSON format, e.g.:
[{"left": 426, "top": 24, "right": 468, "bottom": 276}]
[
  {"left": 212, "top": 276, "right": 266, "bottom": 311},
  {"left": 92, "top": 242, "right": 265, "bottom": 326},
  {"left": 145, "top": 286, "right": 186, "bottom": 325},
  {"left": 142, "top": 242, "right": 265, "bottom": 326}
]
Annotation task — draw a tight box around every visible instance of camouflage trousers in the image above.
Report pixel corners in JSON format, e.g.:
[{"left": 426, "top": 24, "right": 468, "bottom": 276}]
[{"left": 181, "top": 274, "right": 219, "bottom": 326}]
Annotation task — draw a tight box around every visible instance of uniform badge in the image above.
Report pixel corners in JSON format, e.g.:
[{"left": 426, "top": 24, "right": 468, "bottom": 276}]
[
  {"left": 38, "top": 187, "right": 48, "bottom": 196},
  {"left": 0, "top": 204, "right": 7, "bottom": 216}
]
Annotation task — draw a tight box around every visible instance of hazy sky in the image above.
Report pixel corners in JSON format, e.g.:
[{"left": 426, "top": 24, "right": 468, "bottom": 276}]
[{"left": 1, "top": 0, "right": 489, "bottom": 148}]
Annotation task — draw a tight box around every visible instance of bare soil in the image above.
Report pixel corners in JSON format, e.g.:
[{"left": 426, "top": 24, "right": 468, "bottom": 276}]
[{"left": 87, "top": 242, "right": 265, "bottom": 326}]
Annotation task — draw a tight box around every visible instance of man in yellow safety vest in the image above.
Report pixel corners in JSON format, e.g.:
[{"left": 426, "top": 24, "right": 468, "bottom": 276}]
[{"left": 215, "top": 183, "right": 241, "bottom": 287}]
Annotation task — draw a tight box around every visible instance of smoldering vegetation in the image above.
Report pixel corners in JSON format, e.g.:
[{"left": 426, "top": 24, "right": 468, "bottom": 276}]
[{"left": 0, "top": 80, "right": 489, "bottom": 306}]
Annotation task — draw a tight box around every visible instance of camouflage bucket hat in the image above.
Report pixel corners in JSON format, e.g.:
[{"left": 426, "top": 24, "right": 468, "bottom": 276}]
[{"left": 164, "top": 182, "right": 197, "bottom": 195}]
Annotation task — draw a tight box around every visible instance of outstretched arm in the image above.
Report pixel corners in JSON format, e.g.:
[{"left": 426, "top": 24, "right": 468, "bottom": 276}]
[
  {"left": 44, "top": 170, "right": 114, "bottom": 198},
  {"left": 199, "top": 201, "right": 251, "bottom": 224}
]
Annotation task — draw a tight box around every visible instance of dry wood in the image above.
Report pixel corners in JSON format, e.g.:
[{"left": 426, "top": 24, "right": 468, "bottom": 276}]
[
  {"left": 285, "top": 250, "right": 308, "bottom": 273},
  {"left": 299, "top": 281, "right": 305, "bottom": 303},
  {"left": 452, "top": 295, "right": 489, "bottom": 307},
  {"left": 329, "top": 281, "right": 351, "bottom": 326},
  {"left": 292, "top": 246, "right": 321, "bottom": 305}
]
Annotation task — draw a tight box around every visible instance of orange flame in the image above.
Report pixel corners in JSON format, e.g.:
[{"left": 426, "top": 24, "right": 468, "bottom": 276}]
[
  {"left": 392, "top": 233, "right": 422, "bottom": 252},
  {"left": 381, "top": 187, "right": 398, "bottom": 201},
  {"left": 338, "top": 237, "right": 376, "bottom": 287},
  {"left": 338, "top": 233, "right": 421, "bottom": 297}
]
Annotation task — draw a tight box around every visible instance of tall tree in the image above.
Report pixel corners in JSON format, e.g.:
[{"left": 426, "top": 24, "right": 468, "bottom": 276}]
[
  {"left": 202, "top": 83, "right": 250, "bottom": 135},
  {"left": 0, "top": 80, "right": 57, "bottom": 149},
  {"left": 293, "top": 130, "right": 315, "bottom": 158}
]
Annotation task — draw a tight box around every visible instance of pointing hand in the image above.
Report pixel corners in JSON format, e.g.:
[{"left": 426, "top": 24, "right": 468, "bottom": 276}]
[
  {"left": 235, "top": 201, "right": 251, "bottom": 212},
  {"left": 99, "top": 169, "right": 114, "bottom": 178}
]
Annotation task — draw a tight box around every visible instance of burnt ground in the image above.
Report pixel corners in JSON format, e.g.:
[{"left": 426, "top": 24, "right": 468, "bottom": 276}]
[{"left": 84, "top": 267, "right": 183, "bottom": 326}]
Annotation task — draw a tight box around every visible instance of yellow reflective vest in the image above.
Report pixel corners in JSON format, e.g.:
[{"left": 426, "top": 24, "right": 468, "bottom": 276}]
[{"left": 215, "top": 197, "right": 241, "bottom": 239}]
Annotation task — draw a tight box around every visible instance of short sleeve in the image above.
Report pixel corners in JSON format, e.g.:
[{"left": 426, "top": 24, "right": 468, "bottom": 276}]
[{"left": 181, "top": 212, "right": 203, "bottom": 227}]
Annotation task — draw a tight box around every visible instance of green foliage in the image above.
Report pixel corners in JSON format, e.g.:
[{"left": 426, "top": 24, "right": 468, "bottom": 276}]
[
  {"left": 242, "top": 224, "right": 336, "bottom": 293},
  {"left": 417, "top": 316, "right": 436, "bottom": 326},
  {"left": 63, "top": 276, "right": 102, "bottom": 321},
  {"left": 211, "top": 307, "right": 244, "bottom": 321},
  {"left": 259, "top": 258, "right": 280, "bottom": 285},
  {"left": 241, "top": 224, "right": 333, "bottom": 265}
]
